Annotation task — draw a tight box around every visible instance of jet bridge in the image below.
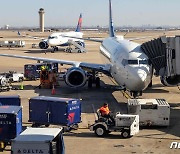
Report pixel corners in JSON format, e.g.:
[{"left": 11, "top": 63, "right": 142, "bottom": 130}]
[{"left": 141, "top": 36, "right": 180, "bottom": 86}]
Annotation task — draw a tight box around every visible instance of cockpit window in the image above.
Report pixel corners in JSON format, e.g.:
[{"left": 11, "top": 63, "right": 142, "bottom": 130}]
[
  {"left": 48, "top": 36, "right": 58, "bottom": 39},
  {"left": 139, "top": 60, "right": 150, "bottom": 65},
  {"left": 128, "top": 60, "right": 138, "bottom": 65},
  {"left": 122, "top": 59, "right": 150, "bottom": 66}
]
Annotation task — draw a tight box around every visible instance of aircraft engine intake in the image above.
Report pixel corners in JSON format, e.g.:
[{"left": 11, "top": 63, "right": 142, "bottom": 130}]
[
  {"left": 65, "top": 67, "right": 87, "bottom": 88},
  {"left": 160, "top": 75, "right": 180, "bottom": 86},
  {"left": 39, "top": 41, "right": 49, "bottom": 49},
  {"left": 77, "top": 41, "right": 85, "bottom": 47}
]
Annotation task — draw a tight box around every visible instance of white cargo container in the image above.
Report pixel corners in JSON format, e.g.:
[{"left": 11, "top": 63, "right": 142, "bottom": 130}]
[
  {"left": 11, "top": 128, "right": 65, "bottom": 154},
  {"left": 0, "top": 40, "right": 25, "bottom": 47},
  {"left": 128, "top": 99, "right": 170, "bottom": 126}
]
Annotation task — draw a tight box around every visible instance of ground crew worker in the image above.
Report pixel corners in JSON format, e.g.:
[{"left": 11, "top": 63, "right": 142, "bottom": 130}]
[{"left": 99, "top": 103, "right": 115, "bottom": 125}]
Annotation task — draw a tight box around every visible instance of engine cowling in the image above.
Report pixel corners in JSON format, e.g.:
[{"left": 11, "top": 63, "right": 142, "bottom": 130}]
[
  {"left": 39, "top": 41, "right": 49, "bottom": 49},
  {"left": 77, "top": 41, "right": 85, "bottom": 47},
  {"left": 65, "top": 67, "right": 87, "bottom": 88},
  {"left": 160, "top": 75, "right": 180, "bottom": 86}
]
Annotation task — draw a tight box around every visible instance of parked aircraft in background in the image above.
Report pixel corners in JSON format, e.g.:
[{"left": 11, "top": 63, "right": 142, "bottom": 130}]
[
  {"left": 38, "top": 14, "right": 85, "bottom": 53},
  {"left": 0, "top": 0, "right": 153, "bottom": 97}
]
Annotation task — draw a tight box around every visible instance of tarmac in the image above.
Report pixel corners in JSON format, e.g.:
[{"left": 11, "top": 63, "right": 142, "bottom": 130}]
[{"left": 0, "top": 30, "right": 179, "bottom": 154}]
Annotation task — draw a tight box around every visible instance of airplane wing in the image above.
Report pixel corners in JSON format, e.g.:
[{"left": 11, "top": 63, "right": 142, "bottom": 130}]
[
  {"left": 0, "top": 53, "right": 111, "bottom": 76},
  {"left": 62, "top": 35, "right": 103, "bottom": 43}
]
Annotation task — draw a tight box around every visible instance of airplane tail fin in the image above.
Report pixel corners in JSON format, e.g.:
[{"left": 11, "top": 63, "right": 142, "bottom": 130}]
[
  {"left": 109, "top": 0, "right": 115, "bottom": 37},
  {"left": 75, "top": 13, "right": 82, "bottom": 32},
  {"left": 17, "top": 31, "right": 21, "bottom": 36}
]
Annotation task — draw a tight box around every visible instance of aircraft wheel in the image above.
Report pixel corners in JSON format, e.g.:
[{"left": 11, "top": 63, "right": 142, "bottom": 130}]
[
  {"left": 95, "top": 77, "right": 100, "bottom": 88},
  {"left": 88, "top": 76, "right": 93, "bottom": 88}
]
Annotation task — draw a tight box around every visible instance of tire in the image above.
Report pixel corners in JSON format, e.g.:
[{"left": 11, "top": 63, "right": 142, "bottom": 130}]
[
  {"left": 121, "top": 129, "right": 130, "bottom": 138},
  {"left": 88, "top": 76, "right": 93, "bottom": 88},
  {"left": 148, "top": 80, "right": 152, "bottom": 87},
  {"left": 32, "top": 123, "right": 41, "bottom": 127},
  {"left": 45, "top": 124, "right": 50, "bottom": 127},
  {"left": 19, "top": 77, "right": 24, "bottom": 82},
  {"left": 94, "top": 125, "right": 106, "bottom": 137},
  {"left": 95, "top": 77, "right": 100, "bottom": 88}
]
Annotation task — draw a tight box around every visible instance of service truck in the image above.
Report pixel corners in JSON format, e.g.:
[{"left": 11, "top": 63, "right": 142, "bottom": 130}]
[
  {"left": 0, "top": 40, "right": 25, "bottom": 47},
  {"left": 11, "top": 128, "right": 65, "bottom": 154}
]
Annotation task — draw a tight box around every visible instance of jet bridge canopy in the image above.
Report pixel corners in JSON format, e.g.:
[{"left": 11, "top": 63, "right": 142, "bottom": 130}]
[{"left": 141, "top": 36, "right": 180, "bottom": 77}]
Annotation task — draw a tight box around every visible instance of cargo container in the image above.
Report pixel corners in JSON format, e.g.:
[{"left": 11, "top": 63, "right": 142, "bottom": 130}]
[
  {"left": 11, "top": 128, "right": 65, "bottom": 154},
  {"left": 128, "top": 99, "right": 170, "bottom": 126},
  {"left": 0, "top": 95, "right": 21, "bottom": 106},
  {"left": 24, "top": 63, "right": 58, "bottom": 80},
  {"left": 0, "top": 106, "right": 22, "bottom": 151},
  {"left": 29, "top": 96, "right": 81, "bottom": 127}
]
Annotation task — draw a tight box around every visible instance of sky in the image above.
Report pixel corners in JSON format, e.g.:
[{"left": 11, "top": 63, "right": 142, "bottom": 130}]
[{"left": 0, "top": 0, "right": 180, "bottom": 28}]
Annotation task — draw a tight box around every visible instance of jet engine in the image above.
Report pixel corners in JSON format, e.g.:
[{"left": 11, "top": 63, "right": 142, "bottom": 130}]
[
  {"left": 77, "top": 41, "right": 85, "bottom": 47},
  {"left": 39, "top": 41, "right": 49, "bottom": 49},
  {"left": 65, "top": 67, "right": 87, "bottom": 88},
  {"left": 160, "top": 75, "right": 180, "bottom": 86}
]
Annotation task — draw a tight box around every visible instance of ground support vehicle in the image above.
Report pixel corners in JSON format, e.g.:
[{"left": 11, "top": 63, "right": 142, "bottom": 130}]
[
  {"left": 90, "top": 111, "right": 139, "bottom": 138},
  {"left": 24, "top": 63, "right": 58, "bottom": 80},
  {"left": 0, "top": 106, "right": 22, "bottom": 151},
  {"left": 0, "top": 75, "right": 11, "bottom": 92},
  {"left": 11, "top": 128, "right": 65, "bottom": 154},
  {"left": 0, "top": 40, "right": 25, "bottom": 47},
  {"left": 4, "top": 71, "right": 24, "bottom": 82}
]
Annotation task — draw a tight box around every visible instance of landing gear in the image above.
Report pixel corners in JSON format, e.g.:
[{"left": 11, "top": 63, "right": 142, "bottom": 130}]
[
  {"left": 95, "top": 77, "right": 100, "bottom": 88},
  {"left": 88, "top": 71, "right": 101, "bottom": 88},
  {"left": 148, "top": 80, "right": 152, "bottom": 88},
  {"left": 130, "top": 91, "right": 142, "bottom": 98},
  {"left": 51, "top": 47, "right": 58, "bottom": 53}
]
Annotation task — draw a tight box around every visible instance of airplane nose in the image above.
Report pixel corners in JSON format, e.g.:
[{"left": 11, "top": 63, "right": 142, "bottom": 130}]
[
  {"left": 137, "top": 69, "right": 147, "bottom": 82},
  {"left": 135, "top": 69, "right": 150, "bottom": 90}
]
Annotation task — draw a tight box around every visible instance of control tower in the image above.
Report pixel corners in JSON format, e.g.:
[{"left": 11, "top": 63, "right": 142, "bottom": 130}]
[{"left": 38, "top": 8, "right": 45, "bottom": 32}]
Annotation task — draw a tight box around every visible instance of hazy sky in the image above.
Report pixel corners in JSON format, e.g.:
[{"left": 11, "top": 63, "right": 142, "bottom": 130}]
[{"left": 1, "top": 0, "right": 180, "bottom": 27}]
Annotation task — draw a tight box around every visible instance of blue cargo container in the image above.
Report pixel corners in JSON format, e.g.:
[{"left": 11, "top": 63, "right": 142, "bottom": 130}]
[
  {"left": 29, "top": 96, "right": 81, "bottom": 126},
  {"left": 0, "top": 106, "right": 22, "bottom": 142},
  {"left": 0, "top": 95, "right": 21, "bottom": 106}
]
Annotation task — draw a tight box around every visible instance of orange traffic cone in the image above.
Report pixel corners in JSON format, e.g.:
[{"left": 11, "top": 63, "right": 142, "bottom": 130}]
[{"left": 51, "top": 84, "right": 56, "bottom": 95}]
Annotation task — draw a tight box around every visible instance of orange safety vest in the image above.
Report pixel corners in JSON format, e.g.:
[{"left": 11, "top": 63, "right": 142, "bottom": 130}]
[{"left": 99, "top": 106, "right": 110, "bottom": 116}]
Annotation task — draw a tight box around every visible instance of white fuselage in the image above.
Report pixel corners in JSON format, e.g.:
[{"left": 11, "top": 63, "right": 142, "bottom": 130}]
[
  {"left": 100, "top": 36, "right": 152, "bottom": 91},
  {"left": 47, "top": 31, "right": 83, "bottom": 47}
]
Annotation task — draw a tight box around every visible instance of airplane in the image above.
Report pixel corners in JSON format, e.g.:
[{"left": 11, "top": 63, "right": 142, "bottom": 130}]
[
  {"left": 0, "top": 0, "right": 153, "bottom": 98},
  {"left": 38, "top": 13, "right": 85, "bottom": 53}
]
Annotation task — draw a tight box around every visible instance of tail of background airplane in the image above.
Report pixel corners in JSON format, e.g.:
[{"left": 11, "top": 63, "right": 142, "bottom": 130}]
[
  {"left": 17, "top": 31, "right": 21, "bottom": 36},
  {"left": 109, "top": 0, "right": 115, "bottom": 37},
  {"left": 75, "top": 13, "right": 82, "bottom": 32}
]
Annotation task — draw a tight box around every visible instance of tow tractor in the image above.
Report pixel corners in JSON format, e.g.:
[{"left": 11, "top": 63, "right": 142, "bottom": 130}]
[
  {"left": 0, "top": 75, "right": 11, "bottom": 91},
  {"left": 90, "top": 110, "right": 139, "bottom": 138}
]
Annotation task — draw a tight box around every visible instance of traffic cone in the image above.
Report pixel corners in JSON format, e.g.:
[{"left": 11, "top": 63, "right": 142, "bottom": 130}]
[
  {"left": 20, "top": 82, "right": 24, "bottom": 90},
  {"left": 51, "top": 84, "right": 56, "bottom": 95}
]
